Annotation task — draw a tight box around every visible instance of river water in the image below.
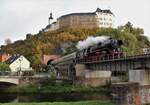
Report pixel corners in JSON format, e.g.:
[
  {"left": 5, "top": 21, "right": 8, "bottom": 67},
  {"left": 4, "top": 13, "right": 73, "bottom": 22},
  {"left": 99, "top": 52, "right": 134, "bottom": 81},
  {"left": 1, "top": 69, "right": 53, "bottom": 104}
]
[{"left": 0, "top": 92, "right": 109, "bottom": 103}]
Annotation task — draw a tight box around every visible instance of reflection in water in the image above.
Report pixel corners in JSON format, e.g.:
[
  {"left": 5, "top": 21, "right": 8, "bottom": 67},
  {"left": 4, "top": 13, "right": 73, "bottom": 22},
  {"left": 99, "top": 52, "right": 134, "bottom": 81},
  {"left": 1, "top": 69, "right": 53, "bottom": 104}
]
[
  {"left": 0, "top": 93, "right": 109, "bottom": 103},
  {"left": 0, "top": 93, "right": 17, "bottom": 103},
  {"left": 0, "top": 82, "right": 18, "bottom": 103},
  {"left": 0, "top": 83, "right": 109, "bottom": 103}
]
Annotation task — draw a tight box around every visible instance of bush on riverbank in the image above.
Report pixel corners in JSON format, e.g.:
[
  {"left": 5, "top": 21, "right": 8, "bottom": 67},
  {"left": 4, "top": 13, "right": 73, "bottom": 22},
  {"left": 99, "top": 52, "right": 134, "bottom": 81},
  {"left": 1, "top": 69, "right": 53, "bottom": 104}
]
[
  {"left": 0, "top": 100, "right": 114, "bottom": 105},
  {"left": 3, "top": 82, "right": 109, "bottom": 94},
  {"left": 0, "top": 62, "right": 10, "bottom": 71}
]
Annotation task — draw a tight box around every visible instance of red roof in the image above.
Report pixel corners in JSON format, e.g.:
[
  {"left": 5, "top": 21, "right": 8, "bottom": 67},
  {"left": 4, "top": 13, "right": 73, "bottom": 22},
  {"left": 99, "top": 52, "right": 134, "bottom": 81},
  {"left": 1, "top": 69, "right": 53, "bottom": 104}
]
[{"left": 0, "top": 54, "right": 11, "bottom": 62}]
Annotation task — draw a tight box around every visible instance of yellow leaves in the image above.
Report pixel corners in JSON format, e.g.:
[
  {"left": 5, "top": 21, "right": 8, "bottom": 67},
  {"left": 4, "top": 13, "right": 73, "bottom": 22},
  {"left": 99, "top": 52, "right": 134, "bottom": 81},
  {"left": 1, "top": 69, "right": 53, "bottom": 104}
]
[{"left": 1, "top": 27, "right": 149, "bottom": 66}]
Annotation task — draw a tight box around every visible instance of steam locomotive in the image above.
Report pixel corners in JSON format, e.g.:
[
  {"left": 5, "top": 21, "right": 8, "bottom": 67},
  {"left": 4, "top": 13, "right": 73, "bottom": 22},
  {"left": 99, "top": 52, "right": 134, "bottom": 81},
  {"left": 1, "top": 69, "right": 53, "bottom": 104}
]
[
  {"left": 53, "top": 37, "right": 123, "bottom": 64},
  {"left": 76, "top": 37, "right": 123, "bottom": 61},
  {"left": 52, "top": 37, "right": 123, "bottom": 79}
]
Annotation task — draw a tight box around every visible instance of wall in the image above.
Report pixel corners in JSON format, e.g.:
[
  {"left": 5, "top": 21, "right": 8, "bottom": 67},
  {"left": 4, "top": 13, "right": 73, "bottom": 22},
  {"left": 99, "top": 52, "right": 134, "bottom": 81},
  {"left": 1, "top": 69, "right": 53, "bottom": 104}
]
[
  {"left": 9, "top": 56, "right": 31, "bottom": 72},
  {"left": 96, "top": 12, "right": 114, "bottom": 28},
  {"left": 75, "top": 64, "right": 111, "bottom": 87},
  {"left": 42, "top": 55, "right": 60, "bottom": 65},
  {"left": 58, "top": 14, "right": 98, "bottom": 29},
  {"left": 129, "top": 70, "right": 150, "bottom": 85},
  {"left": 111, "top": 82, "right": 141, "bottom": 105},
  {"left": 140, "top": 85, "right": 150, "bottom": 104}
]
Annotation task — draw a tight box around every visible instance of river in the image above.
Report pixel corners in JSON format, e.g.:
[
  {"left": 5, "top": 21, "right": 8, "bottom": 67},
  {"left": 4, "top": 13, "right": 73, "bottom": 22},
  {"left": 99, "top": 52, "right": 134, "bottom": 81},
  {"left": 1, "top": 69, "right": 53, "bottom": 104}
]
[{"left": 0, "top": 92, "right": 109, "bottom": 103}]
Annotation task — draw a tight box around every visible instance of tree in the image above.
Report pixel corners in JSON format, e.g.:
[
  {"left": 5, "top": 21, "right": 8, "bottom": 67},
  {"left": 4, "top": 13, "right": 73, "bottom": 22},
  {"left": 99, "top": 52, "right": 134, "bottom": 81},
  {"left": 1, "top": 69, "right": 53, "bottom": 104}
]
[
  {"left": 0, "top": 62, "right": 10, "bottom": 71},
  {"left": 5, "top": 38, "right": 12, "bottom": 45}
]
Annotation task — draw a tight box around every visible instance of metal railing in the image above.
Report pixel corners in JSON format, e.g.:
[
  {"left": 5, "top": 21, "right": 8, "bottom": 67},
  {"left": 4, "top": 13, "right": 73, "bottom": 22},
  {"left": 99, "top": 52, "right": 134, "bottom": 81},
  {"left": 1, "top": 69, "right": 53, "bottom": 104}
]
[
  {"left": 0, "top": 71, "right": 51, "bottom": 78},
  {"left": 76, "top": 49, "right": 150, "bottom": 63}
]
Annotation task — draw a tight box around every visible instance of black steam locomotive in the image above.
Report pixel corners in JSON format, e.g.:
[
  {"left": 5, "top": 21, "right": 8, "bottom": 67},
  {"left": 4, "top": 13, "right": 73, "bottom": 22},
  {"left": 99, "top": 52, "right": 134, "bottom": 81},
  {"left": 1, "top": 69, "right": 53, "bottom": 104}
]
[
  {"left": 76, "top": 37, "right": 123, "bottom": 62},
  {"left": 52, "top": 37, "right": 123, "bottom": 65}
]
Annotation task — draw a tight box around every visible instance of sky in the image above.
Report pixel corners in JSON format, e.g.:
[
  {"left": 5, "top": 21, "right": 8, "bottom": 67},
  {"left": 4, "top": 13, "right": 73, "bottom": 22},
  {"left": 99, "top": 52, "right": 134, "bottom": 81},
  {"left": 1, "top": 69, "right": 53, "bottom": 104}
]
[{"left": 0, "top": 0, "right": 150, "bottom": 45}]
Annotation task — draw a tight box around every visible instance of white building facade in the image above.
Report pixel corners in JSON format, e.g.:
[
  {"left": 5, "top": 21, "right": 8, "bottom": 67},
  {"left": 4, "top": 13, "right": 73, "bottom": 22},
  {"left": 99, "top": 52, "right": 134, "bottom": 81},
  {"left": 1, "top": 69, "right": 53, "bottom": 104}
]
[
  {"left": 6, "top": 55, "right": 32, "bottom": 72},
  {"left": 96, "top": 9, "right": 114, "bottom": 28}
]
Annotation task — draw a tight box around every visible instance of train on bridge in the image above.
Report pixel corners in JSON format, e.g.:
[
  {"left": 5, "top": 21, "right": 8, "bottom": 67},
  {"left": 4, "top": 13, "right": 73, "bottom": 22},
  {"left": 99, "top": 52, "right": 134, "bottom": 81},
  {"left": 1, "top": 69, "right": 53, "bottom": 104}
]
[{"left": 51, "top": 36, "right": 124, "bottom": 80}]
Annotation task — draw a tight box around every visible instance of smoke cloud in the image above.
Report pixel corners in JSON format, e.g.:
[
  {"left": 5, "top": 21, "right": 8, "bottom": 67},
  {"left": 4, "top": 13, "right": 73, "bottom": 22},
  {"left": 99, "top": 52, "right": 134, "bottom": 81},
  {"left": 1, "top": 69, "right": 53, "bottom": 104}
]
[{"left": 76, "top": 36, "right": 110, "bottom": 50}]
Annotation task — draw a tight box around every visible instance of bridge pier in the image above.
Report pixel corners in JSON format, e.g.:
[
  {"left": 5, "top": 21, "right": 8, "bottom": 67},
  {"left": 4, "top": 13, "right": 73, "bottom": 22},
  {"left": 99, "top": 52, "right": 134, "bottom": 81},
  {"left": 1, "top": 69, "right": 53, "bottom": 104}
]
[
  {"left": 129, "top": 69, "right": 150, "bottom": 85},
  {"left": 128, "top": 69, "right": 150, "bottom": 104},
  {"left": 75, "top": 64, "right": 111, "bottom": 87},
  {"left": 111, "top": 82, "right": 141, "bottom": 105}
]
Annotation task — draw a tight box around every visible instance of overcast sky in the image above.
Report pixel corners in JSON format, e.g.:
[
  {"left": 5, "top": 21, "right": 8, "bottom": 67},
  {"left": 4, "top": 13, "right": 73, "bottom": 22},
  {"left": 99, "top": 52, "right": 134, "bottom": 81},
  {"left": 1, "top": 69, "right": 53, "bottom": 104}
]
[{"left": 0, "top": 0, "right": 150, "bottom": 45}]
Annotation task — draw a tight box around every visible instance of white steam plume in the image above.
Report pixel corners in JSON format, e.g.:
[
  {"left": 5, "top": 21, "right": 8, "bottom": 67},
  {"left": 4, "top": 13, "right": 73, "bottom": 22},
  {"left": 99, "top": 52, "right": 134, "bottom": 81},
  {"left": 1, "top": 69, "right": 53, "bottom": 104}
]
[{"left": 76, "top": 36, "right": 110, "bottom": 50}]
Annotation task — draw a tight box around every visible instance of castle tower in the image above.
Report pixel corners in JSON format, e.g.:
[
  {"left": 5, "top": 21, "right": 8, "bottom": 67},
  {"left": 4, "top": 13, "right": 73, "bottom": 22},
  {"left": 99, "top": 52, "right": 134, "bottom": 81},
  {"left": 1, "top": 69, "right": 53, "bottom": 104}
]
[{"left": 48, "top": 12, "right": 53, "bottom": 25}]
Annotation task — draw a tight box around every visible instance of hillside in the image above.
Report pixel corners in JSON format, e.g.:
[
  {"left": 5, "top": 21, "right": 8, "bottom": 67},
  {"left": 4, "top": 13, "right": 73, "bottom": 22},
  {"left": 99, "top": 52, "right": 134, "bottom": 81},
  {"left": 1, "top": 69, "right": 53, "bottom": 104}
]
[{"left": 0, "top": 22, "right": 149, "bottom": 67}]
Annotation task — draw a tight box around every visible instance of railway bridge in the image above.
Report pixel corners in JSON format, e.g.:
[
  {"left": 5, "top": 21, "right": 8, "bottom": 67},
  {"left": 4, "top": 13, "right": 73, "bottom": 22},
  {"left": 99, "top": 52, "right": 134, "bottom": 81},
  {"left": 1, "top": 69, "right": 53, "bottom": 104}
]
[
  {"left": 77, "top": 53, "right": 150, "bottom": 71},
  {"left": 74, "top": 53, "right": 150, "bottom": 86}
]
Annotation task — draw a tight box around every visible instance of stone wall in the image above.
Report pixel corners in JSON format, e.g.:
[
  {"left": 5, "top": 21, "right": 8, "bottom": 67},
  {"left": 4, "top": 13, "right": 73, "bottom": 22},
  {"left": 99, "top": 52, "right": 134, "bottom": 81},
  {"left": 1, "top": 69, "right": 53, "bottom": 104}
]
[
  {"left": 19, "top": 77, "right": 49, "bottom": 86},
  {"left": 129, "top": 70, "right": 150, "bottom": 85},
  {"left": 75, "top": 64, "right": 111, "bottom": 87},
  {"left": 140, "top": 85, "right": 150, "bottom": 104},
  {"left": 58, "top": 15, "right": 98, "bottom": 29},
  {"left": 111, "top": 82, "right": 141, "bottom": 105},
  {"left": 111, "top": 82, "right": 150, "bottom": 105}
]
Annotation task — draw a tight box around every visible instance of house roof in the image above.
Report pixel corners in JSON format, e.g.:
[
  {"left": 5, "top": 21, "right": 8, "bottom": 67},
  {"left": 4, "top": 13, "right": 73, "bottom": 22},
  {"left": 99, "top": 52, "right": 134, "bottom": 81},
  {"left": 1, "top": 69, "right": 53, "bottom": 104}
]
[
  {"left": 5, "top": 55, "right": 21, "bottom": 65},
  {"left": 45, "top": 24, "right": 52, "bottom": 29},
  {"left": 59, "top": 12, "right": 96, "bottom": 19},
  {"left": 45, "top": 22, "right": 57, "bottom": 29},
  {"left": 95, "top": 8, "right": 113, "bottom": 14},
  {"left": 58, "top": 8, "right": 113, "bottom": 19}
]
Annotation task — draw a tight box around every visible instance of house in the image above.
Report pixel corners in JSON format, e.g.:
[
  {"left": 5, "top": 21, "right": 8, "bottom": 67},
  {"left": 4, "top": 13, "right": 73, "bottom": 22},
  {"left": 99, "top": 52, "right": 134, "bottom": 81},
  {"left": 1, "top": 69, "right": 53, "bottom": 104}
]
[
  {"left": 5, "top": 55, "right": 32, "bottom": 73},
  {"left": 0, "top": 54, "right": 10, "bottom": 62}
]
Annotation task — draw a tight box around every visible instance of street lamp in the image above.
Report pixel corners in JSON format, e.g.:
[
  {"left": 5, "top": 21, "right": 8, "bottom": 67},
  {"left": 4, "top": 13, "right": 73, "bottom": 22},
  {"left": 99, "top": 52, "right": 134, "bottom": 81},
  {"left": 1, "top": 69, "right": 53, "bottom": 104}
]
[{"left": 18, "top": 57, "right": 23, "bottom": 76}]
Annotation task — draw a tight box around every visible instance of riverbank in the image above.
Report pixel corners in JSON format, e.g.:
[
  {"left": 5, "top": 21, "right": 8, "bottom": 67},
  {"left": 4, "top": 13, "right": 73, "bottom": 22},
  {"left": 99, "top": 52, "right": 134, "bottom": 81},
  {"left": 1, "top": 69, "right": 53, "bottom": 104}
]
[
  {"left": 0, "top": 80, "right": 112, "bottom": 103},
  {"left": 0, "top": 100, "right": 114, "bottom": 105},
  {"left": 3, "top": 82, "right": 109, "bottom": 94}
]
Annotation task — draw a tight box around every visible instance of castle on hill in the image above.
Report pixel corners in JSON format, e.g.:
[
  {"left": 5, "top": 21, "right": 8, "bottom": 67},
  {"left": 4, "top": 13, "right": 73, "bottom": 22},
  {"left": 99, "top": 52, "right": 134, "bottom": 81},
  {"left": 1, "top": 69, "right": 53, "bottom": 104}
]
[{"left": 43, "top": 8, "right": 114, "bottom": 32}]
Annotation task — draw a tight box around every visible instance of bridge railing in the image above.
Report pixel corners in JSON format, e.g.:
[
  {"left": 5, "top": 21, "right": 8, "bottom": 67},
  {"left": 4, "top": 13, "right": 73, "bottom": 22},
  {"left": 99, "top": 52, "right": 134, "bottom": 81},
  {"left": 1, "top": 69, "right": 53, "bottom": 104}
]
[
  {"left": 0, "top": 71, "right": 51, "bottom": 78},
  {"left": 76, "top": 48, "right": 150, "bottom": 63},
  {"left": 0, "top": 75, "right": 51, "bottom": 78}
]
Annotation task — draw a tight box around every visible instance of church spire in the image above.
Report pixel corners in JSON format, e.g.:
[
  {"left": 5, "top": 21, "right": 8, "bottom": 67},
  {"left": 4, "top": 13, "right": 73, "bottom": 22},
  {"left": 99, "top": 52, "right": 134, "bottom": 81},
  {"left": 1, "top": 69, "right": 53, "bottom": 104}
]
[{"left": 48, "top": 12, "right": 53, "bottom": 25}]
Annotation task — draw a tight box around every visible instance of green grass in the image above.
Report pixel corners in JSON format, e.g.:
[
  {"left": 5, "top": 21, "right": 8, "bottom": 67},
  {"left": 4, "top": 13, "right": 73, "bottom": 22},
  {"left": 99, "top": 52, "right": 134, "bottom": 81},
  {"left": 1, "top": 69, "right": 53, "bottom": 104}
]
[{"left": 0, "top": 101, "right": 114, "bottom": 105}]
